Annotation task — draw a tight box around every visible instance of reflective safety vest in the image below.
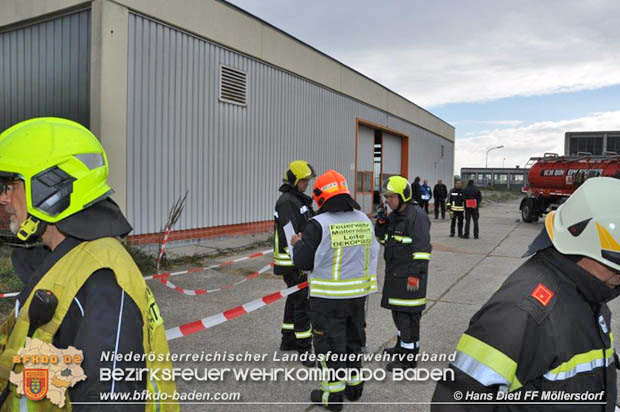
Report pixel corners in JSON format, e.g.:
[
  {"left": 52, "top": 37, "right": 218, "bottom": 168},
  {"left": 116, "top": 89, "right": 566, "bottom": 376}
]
[
  {"left": 309, "top": 210, "right": 379, "bottom": 299},
  {"left": 0, "top": 237, "right": 179, "bottom": 412}
]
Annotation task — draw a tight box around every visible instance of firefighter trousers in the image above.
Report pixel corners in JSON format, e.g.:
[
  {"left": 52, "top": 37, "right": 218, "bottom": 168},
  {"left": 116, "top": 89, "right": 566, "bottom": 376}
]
[
  {"left": 450, "top": 211, "right": 464, "bottom": 236},
  {"left": 391, "top": 310, "right": 421, "bottom": 350},
  {"left": 280, "top": 268, "right": 311, "bottom": 350},
  {"left": 434, "top": 200, "right": 446, "bottom": 219},
  {"left": 310, "top": 296, "right": 366, "bottom": 400},
  {"left": 464, "top": 208, "right": 479, "bottom": 238}
]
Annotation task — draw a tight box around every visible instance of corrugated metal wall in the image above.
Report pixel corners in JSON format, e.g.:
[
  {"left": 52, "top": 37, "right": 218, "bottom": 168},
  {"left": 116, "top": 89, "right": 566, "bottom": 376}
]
[
  {"left": 0, "top": 10, "right": 91, "bottom": 132},
  {"left": 382, "top": 133, "right": 402, "bottom": 175},
  {"left": 127, "top": 13, "right": 454, "bottom": 235}
]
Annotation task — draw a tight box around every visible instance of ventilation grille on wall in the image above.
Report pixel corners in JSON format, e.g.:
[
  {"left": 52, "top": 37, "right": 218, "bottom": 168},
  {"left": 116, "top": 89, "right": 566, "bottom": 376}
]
[{"left": 219, "top": 65, "right": 247, "bottom": 106}]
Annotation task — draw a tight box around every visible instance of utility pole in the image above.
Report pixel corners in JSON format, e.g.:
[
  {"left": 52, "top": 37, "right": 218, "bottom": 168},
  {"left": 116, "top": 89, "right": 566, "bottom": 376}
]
[{"left": 486, "top": 145, "right": 504, "bottom": 169}]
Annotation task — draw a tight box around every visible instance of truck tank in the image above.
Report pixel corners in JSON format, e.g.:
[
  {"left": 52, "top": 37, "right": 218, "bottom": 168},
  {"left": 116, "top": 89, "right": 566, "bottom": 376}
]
[{"left": 520, "top": 153, "right": 620, "bottom": 222}]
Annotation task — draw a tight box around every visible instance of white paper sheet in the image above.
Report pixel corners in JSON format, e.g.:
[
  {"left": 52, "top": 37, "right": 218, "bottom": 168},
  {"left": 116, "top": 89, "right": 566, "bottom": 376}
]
[{"left": 283, "top": 222, "right": 296, "bottom": 251}]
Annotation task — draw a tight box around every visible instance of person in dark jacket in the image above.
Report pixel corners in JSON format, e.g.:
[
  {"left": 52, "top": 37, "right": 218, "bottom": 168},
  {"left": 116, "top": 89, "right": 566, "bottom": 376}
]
[
  {"left": 447, "top": 179, "right": 465, "bottom": 238},
  {"left": 462, "top": 180, "right": 482, "bottom": 239},
  {"left": 375, "top": 176, "right": 431, "bottom": 371},
  {"left": 273, "top": 160, "right": 315, "bottom": 364},
  {"left": 411, "top": 176, "right": 423, "bottom": 205},
  {"left": 421, "top": 180, "right": 432, "bottom": 214},
  {"left": 432, "top": 177, "right": 620, "bottom": 412},
  {"left": 0, "top": 117, "right": 178, "bottom": 411},
  {"left": 433, "top": 180, "right": 448, "bottom": 220}
]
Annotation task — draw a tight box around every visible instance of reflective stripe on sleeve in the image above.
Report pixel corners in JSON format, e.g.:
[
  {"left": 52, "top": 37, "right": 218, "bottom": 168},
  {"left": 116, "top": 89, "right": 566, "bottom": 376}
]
[
  {"left": 452, "top": 333, "right": 522, "bottom": 391},
  {"left": 413, "top": 252, "right": 431, "bottom": 260},
  {"left": 543, "top": 346, "right": 615, "bottom": 381},
  {"left": 388, "top": 298, "right": 426, "bottom": 307},
  {"left": 274, "top": 258, "right": 294, "bottom": 267},
  {"left": 393, "top": 235, "right": 412, "bottom": 244},
  {"left": 281, "top": 323, "right": 294, "bottom": 330}
]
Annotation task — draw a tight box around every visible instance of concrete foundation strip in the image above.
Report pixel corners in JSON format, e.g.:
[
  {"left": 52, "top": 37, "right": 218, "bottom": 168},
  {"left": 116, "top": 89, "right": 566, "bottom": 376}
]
[
  {"left": 165, "top": 280, "right": 308, "bottom": 340},
  {"left": 158, "top": 263, "right": 273, "bottom": 296},
  {"left": 144, "top": 249, "right": 273, "bottom": 281}
]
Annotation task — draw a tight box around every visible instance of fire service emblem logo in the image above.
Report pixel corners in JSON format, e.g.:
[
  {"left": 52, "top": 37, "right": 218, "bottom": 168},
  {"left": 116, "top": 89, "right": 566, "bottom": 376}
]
[{"left": 23, "top": 369, "right": 49, "bottom": 401}]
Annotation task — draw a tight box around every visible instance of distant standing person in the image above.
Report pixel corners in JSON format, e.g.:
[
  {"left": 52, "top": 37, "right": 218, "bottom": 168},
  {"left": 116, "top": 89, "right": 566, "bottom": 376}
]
[
  {"left": 421, "top": 180, "right": 432, "bottom": 214},
  {"left": 447, "top": 179, "right": 465, "bottom": 238},
  {"left": 463, "top": 180, "right": 482, "bottom": 239},
  {"left": 412, "top": 176, "right": 423, "bottom": 205},
  {"left": 433, "top": 180, "right": 448, "bottom": 220}
]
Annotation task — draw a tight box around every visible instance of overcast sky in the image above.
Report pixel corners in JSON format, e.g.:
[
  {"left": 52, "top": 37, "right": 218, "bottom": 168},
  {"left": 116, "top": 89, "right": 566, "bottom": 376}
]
[{"left": 228, "top": 0, "right": 620, "bottom": 173}]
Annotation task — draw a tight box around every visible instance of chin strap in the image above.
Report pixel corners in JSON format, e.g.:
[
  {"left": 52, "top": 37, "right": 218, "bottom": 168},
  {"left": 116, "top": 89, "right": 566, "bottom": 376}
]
[{"left": 17, "top": 215, "right": 47, "bottom": 241}]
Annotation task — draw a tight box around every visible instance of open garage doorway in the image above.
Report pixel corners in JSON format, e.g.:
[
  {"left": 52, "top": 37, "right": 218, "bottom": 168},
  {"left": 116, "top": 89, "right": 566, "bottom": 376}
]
[{"left": 354, "top": 118, "right": 409, "bottom": 215}]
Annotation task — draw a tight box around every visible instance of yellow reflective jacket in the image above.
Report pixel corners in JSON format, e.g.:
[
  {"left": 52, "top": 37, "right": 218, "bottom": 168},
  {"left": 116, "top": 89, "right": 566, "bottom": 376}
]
[{"left": 0, "top": 237, "right": 179, "bottom": 411}]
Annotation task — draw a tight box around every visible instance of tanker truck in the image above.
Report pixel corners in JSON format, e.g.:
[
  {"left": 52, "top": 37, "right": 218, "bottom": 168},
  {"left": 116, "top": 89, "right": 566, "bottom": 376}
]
[{"left": 520, "top": 153, "right": 620, "bottom": 223}]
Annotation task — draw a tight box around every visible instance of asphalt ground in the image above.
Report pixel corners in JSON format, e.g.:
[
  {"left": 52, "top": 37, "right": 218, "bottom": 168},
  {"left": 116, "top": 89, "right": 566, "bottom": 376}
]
[{"left": 149, "top": 199, "right": 620, "bottom": 411}]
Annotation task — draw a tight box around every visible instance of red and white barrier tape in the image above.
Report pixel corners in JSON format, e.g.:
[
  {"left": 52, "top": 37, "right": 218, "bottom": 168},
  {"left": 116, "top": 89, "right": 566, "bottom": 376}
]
[
  {"left": 144, "top": 249, "right": 273, "bottom": 281},
  {"left": 159, "top": 264, "right": 272, "bottom": 296},
  {"left": 166, "top": 280, "right": 308, "bottom": 341},
  {"left": 0, "top": 249, "right": 274, "bottom": 299},
  {"left": 156, "top": 226, "right": 171, "bottom": 272}
]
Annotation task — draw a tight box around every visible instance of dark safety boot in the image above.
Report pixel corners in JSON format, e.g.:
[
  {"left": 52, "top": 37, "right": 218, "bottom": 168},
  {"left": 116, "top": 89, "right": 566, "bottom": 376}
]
[
  {"left": 386, "top": 348, "right": 417, "bottom": 372},
  {"left": 311, "top": 390, "right": 343, "bottom": 412},
  {"left": 344, "top": 382, "right": 364, "bottom": 402},
  {"left": 279, "top": 341, "right": 297, "bottom": 352}
]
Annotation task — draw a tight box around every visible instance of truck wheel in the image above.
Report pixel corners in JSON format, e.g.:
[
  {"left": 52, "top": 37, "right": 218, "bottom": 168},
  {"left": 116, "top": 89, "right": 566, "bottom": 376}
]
[{"left": 521, "top": 199, "right": 535, "bottom": 223}]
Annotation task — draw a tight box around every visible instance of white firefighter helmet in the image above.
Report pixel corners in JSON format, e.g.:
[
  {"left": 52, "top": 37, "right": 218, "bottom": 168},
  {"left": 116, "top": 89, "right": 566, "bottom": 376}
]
[{"left": 544, "top": 177, "right": 620, "bottom": 271}]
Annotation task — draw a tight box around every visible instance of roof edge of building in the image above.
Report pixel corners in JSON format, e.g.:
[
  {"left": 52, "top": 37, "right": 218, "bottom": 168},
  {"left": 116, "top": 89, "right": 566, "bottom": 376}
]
[{"left": 0, "top": 0, "right": 455, "bottom": 141}]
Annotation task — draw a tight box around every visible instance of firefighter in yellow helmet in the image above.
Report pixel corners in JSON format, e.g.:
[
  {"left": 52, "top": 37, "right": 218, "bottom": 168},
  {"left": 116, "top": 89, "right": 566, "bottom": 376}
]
[
  {"left": 0, "top": 118, "right": 178, "bottom": 411},
  {"left": 273, "top": 160, "right": 316, "bottom": 366},
  {"left": 375, "top": 176, "right": 431, "bottom": 371},
  {"left": 432, "top": 177, "right": 620, "bottom": 411}
]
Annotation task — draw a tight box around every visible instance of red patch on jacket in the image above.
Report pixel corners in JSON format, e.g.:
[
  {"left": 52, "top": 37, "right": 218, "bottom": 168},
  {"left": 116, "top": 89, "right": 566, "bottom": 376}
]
[
  {"left": 531, "top": 283, "right": 554, "bottom": 307},
  {"left": 407, "top": 276, "right": 420, "bottom": 292}
]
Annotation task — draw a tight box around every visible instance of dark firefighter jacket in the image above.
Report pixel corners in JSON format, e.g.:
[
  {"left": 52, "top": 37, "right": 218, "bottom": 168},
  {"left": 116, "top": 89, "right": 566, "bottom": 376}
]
[
  {"left": 412, "top": 182, "right": 423, "bottom": 205},
  {"left": 9, "top": 199, "right": 146, "bottom": 411},
  {"left": 432, "top": 246, "right": 620, "bottom": 412},
  {"left": 375, "top": 202, "right": 432, "bottom": 313},
  {"left": 433, "top": 184, "right": 448, "bottom": 202},
  {"left": 447, "top": 187, "right": 465, "bottom": 212},
  {"left": 463, "top": 183, "right": 482, "bottom": 210},
  {"left": 273, "top": 183, "right": 314, "bottom": 273}
]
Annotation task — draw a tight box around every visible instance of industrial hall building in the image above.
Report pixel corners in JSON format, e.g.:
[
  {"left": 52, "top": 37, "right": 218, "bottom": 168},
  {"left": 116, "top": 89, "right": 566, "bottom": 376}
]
[{"left": 0, "top": 0, "right": 454, "bottom": 244}]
